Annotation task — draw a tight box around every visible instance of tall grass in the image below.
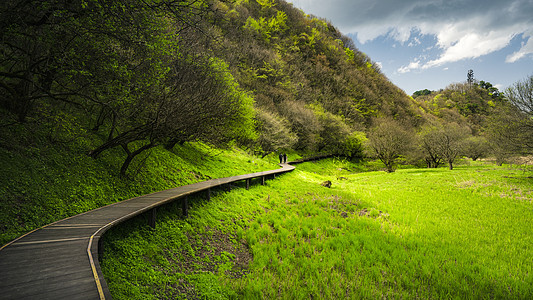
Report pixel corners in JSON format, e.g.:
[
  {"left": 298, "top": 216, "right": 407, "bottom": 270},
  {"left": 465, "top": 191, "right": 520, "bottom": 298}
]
[{"left": 101, "top": 159, "right": 533, "bottom": 299}]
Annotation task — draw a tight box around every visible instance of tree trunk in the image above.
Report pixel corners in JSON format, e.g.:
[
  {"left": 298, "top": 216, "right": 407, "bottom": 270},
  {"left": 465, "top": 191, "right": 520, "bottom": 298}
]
[
  {"left": 448, "top": 161, "right": 453, "bottom": 170},
  {"left": 120, "top": 143, "right": 156, "bottom": 176}
]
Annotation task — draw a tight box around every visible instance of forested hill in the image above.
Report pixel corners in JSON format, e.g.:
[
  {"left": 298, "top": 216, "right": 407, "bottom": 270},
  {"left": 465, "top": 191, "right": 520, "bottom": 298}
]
[
  {"left": 210, "top": 0, "right": 420, "bottom": 142},
  {"left": 0, "top": 0, "right": 420, "bottom": 175}
]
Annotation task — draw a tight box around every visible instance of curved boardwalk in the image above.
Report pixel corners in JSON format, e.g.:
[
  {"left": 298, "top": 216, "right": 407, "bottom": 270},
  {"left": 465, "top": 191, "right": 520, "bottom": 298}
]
[{"left": 0, "top": 163, "right": 295, "bottom": 300}]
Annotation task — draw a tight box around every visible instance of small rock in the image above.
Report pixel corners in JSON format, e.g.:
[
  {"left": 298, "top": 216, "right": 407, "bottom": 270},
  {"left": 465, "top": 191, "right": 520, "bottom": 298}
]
[
  {"left": 338, "top": 177, "right": 348, "bottom": 180},
  {"left": 321, "top": 180, "right": 332, "bottom": 188}
]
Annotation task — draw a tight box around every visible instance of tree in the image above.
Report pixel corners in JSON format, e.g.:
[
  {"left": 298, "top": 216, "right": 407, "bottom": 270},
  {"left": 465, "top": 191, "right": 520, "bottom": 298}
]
[
  {"left": 432, "top": 123, "right": 469, "bottom": 170},
  {"left": 506, "top": 74, "right": 533, "bottom": 117},
  {"left": 419, "top": 125, "right": 445, "bottom": 168},
  {"left": 88, "top": 56, "right": 257, "bottom": 176},
  {"left": 412, "top": 89, "right": 432, "bottom": 98},
  {"left": 467, "top": 69, "right": 475, "bottom": 86},
  {"left": 366, "top": 118, "right": 414, "bottom": 172},
  {"left": 280, "top": 100, "right": 321, "bottom": 151},
  {"left": 479, "top": 80, "right": 504, "bottom": 101},
  {"left": 486, "top": 75, "right": 533, "bottom": 162},
  {"left": 311, "top": 104, "right": 353, "bottom": 154},
  {"left": 462, "top": 136, "right": 489, "bottom": 161},
  {"left": 255, "top": 109, "right": 297, "bottom": 158}
]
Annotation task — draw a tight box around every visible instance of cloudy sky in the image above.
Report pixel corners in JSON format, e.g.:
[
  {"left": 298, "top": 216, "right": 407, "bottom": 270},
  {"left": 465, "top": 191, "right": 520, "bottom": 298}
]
[{"left": 289, "top": 0, "right": 533, "bottom": 95}]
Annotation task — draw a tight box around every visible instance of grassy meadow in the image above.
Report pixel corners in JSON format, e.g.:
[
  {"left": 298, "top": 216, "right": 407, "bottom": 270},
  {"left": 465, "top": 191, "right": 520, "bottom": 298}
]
[{"left": 101, "top": 159, "right": 533, "bottom": 299}]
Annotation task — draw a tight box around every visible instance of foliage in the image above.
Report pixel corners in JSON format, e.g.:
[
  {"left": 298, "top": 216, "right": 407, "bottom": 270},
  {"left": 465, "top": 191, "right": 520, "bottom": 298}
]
[
  {"left": 462, "top": 135, "right": 489, "bottom": 161},
  {"left": 254, "top": 108, "right": 297, "bottom": 157},
  {"left": 0, "top": 0, "right": 432, "bottom": 174},
  {"left": 412, "top": 89, "right": 432, "bottom": 98}
]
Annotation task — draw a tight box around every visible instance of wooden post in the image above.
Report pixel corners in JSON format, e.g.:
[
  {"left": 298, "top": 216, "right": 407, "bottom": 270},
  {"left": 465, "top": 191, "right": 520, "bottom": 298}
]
[
  {"left": 261, "top": 176, "right": 265, "bottom": 185},
  {"left": 246, "top": 179, "right": 250, "bottom": 190},
  {"left": 182, "top": 196, "right": 188, "bottom": 217},
  {"left": 98, "top": 237, "right": 104, "bottom": 260},
  {"left": 149, "top": 207, "right": 157, "bottom": 229}
]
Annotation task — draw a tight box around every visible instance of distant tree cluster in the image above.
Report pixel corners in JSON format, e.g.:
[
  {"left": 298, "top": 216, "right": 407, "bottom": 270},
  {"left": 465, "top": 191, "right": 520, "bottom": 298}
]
[{"left": 368, "top": 73, "right": 533, "bottom": 172}]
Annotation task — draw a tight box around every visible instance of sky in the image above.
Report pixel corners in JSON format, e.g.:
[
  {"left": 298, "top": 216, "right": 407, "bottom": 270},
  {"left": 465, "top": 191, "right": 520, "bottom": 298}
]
[{"left": 288, "top": 0, "right": 533, "bottom": 95}]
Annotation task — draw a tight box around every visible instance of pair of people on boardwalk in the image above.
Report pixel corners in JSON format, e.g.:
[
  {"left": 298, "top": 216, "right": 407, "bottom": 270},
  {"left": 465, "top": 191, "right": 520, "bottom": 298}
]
[{"left": 279, "top": 153, "right": 287, "bottom": 164}]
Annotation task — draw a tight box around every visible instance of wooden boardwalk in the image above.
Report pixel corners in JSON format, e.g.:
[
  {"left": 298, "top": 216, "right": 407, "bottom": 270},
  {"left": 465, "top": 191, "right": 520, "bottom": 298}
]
[{"left": 0, "top": 163, "right": 295, "bottom": 300}]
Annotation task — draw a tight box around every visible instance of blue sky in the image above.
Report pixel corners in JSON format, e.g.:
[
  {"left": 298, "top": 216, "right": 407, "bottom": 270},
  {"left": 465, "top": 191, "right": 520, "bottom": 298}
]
[{"left": 289, "top": 0, "right": 533, "bottom": 95}]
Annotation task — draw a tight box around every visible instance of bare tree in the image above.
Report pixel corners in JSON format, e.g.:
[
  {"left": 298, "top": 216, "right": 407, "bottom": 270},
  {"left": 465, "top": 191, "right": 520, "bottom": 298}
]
[
  {"left": 419, "top": 126, "right": 444, "bottom": 168},
  {"left": 434, "top": 124, "right": 469, "bottom": 170},
  {"left": 506, "top": 74, "right": 533, "bottom": 117},
  {"left": 366, "top": 118, "right": 414, "bottom": 172},
  {"left": 485, "top": 75, "right": 533, "bottom": 163}
]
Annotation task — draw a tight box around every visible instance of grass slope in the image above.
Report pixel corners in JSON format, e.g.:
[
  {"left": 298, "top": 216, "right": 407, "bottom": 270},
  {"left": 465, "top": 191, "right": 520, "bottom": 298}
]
[
  {"left": 101, "top": 159, "right": 533, "bottom": 299},
  {"left": 0, "top": 121, "right": 278, "bottom": 246}
]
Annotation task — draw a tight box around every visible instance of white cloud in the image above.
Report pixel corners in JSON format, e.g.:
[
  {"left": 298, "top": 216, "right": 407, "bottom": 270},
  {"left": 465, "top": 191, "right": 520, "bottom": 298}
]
[
  {"left": 398, "top": 60, "right": 420, "bottom": 73},
  {"left": 408, "top": 36, "right": 421, "bottom": 47},
  {"left": 290, "top": 0, "right": 533, "bottom": 67},
  {"left": 506, "top": 33, "right": 533, "bottom": 62},
  {"left": 423, "top": 30, "right": 516, "bottom": 69}
]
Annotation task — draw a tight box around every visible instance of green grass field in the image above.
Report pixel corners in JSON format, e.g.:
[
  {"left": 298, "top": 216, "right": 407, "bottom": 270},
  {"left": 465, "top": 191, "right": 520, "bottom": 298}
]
[{"left": 101, "top": 159, "right": 533, "bottom": 299}]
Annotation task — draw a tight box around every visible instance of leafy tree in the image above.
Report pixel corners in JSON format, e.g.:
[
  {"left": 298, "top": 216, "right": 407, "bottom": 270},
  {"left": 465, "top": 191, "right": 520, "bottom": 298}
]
[
  {"left": 312, "top": 104, "right": 353, "bottom": 154},
  {"left": 462, "top": 136, "right": 489, "bottom": 161},
  {"left": 467, "top": 69, "right": 475, "bottom": 86},
  {"left": 413, "top": 89, "right": 432, "bottom": 98},
  {"left": 89, "top": 56, "right": 256, "bottom": 175},
  {"left": 255, "top": 108, "right": 297, "bottom": 158},
  {"left": 280, "top": 100, "right": 321, "bottom": 151},
  {"left": 479, "top": 81, "right": 504, "bottom": 101},
  {"left": 418, "top": 125, "right": 445, "bottom": 168}
]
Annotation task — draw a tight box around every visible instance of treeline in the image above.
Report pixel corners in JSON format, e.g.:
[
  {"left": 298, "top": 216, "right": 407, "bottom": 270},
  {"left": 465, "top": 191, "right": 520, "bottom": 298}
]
[
  {"left": 1, "top": 0, "right": 531, "bottom": 175},
  {"left": 366, "top": 75, "right": 533, "bottom": 172}
]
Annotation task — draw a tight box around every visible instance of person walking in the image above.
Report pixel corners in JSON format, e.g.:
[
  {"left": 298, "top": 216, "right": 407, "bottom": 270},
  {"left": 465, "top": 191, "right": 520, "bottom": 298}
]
[
  {"left": 283, "top": 153, "right": 287, "bottom": 164},
  {"left": 279, "top": 153, "right": 283, "bottom": 164}
]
